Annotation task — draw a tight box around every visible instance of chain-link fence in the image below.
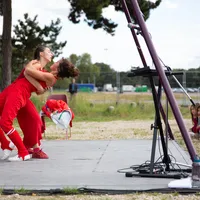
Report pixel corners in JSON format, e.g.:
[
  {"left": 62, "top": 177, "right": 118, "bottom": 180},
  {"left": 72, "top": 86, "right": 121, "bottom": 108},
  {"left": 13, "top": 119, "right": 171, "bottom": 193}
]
[
  {"left": 52, "top": 70, "right": 200, "bottom": 107},
  {"left": 73, "top": 71, "right": 200, "bottom": 93}
]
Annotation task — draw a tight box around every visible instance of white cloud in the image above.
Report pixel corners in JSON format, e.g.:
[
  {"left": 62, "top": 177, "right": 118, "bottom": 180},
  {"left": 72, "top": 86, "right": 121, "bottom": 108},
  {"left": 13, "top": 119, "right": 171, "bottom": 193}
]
[{"left": 165, "top": 0, "right": 178, "bottom": 9}]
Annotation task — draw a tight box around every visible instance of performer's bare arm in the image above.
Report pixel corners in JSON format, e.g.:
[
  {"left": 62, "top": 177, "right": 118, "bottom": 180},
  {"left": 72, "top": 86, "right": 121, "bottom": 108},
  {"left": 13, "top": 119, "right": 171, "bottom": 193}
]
[
  {"left": 23, "top": 60, "right": 50, "bottom": 94},
  {"left": 24, "top": 60, "right": 56, "bottom": 87}
]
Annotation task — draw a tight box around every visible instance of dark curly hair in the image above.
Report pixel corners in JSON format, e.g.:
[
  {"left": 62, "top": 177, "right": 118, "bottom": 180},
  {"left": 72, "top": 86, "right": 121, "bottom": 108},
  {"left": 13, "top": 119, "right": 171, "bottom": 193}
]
[{"left": 57, "top": 59, "right": 79, "bottom": 78}]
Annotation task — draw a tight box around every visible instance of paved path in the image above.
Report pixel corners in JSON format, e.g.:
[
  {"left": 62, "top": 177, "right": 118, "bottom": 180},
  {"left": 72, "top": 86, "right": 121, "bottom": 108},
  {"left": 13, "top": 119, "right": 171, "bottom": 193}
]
[{"left": 0, "top": 139, "right": 192, "bottom": 192}]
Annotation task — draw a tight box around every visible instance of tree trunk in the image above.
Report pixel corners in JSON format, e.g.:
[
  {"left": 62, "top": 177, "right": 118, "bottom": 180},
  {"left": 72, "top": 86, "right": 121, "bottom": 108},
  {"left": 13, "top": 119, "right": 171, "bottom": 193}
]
[{"left": 1, "top": 0, "right": 12, "bottom": 90}]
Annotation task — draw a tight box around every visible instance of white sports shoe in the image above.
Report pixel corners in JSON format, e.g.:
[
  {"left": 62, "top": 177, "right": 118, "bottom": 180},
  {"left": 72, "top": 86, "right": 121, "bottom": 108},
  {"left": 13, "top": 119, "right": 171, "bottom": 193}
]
[
  {"left": 1, "top": 142, "right": 15, "bottom": 160},
  {"left": 8, "top": 154, "right": 32, "bottom": 162}
]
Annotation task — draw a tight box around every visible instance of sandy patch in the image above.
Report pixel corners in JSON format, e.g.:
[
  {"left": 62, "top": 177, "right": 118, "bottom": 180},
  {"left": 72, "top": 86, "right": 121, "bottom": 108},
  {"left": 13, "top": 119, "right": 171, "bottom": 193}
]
[{"left": 43, "top": 119, "right": 192, "bottom": 140}]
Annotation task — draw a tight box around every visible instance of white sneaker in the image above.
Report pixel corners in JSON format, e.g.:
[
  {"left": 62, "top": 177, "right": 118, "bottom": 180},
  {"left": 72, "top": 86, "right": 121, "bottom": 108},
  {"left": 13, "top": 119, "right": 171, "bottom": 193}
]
[
  {"left": 8, "top": 154, "right": 32, "bottom": 162},
  {"left": 1, "top": 142, "right": 15, "bottom": 160}
]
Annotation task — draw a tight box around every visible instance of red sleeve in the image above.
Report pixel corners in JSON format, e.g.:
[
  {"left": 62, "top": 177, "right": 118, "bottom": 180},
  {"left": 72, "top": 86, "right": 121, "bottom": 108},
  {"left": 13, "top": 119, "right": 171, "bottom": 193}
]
[
  {"left": 47, "top": 100, "right": 60, "bottom": 112},
  {"left": 69, "top": 110, "right": 75, "bottom": 127},
  {"left": 42, "top": 99, "right": 70, "bottom": 117},
  {"left": 41, "top": 105, "right": 51, "bottom": 118},
  {"left": 57, "top": 100, "right": 68, "bottom": 112}
]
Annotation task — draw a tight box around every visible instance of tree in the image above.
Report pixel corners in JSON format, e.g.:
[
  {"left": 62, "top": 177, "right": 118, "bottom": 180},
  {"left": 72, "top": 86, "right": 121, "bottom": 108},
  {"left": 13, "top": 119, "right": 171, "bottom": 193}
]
[
  {"left": 74, "top": 53, "right": 100, "bottom": 84},
  {"left": 94, "top": 62, "right": 116, "bottom": 87},
  {"left": 11, "top": 13, "right": 67, "bottom": 79},
  {"left": 0, "top": 0, "right": 12, "bottom": 90},
  {"left": 68, "top": 54, "right": 152, "bottom": 88},
  {"left": 69, "top": 54, "right": 79, "bottom": 66},
  {"left": 0, "top": 0, "right": 162, "bottom": 88},
  {"left": 67, "top": 0, "right": 162, "bottom": 35}
]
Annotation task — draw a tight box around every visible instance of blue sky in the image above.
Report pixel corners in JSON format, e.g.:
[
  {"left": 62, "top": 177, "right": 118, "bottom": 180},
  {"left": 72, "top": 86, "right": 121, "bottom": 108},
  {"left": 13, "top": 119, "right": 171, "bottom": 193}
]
[{"left": 0, "top": 0, "right": 200, "bottom": 72}]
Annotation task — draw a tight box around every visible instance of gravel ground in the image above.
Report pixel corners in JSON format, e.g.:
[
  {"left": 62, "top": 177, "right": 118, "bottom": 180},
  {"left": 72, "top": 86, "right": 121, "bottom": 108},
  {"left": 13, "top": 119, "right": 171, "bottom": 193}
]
[
  {"left": 43, "top": 119, "right": 192, "bottom": 141},
  {"left": 0, "top": 193, "right": 200, "bottom": 200}
]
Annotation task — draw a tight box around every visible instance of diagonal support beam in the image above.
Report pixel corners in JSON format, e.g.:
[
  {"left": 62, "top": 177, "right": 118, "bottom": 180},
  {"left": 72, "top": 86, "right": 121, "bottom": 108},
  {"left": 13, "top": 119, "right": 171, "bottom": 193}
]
[
  {"left": 121, "top": 0, "right": 174, "bottom": 140},
  {"left": 128, "top": 0, "right": 197, "bottom": 161}
]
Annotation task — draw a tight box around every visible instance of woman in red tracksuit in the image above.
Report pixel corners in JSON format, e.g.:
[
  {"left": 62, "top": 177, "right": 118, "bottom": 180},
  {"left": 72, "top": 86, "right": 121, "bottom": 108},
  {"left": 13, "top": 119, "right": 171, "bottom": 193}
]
[
  {"left": 0, "top": 74, "right": 47, "bottom": 161},
  {"left": 16, "top": 45, "right": 53, "bottom": 159},
  {"left": 0, "top": 58, "right": 79, "bottom": 161},
  {"left": 1, "top": 45, "right": 53, "bottom": 160}
]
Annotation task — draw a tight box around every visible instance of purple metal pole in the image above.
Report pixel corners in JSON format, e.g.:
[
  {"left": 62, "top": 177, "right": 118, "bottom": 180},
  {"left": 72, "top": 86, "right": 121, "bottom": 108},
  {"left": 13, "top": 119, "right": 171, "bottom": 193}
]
[
  {"left": 130, "top": 0, "right": 197, "bottom": 161},
  {"left": 121, "top": 0, "right": 147, "bottom": 67},
  {"left": 121, "top": 0, "right": 174, "bottom": 140}
]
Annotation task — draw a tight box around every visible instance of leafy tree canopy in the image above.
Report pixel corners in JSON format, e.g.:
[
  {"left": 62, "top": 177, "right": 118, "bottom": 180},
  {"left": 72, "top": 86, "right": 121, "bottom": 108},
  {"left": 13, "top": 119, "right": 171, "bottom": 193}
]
[
  {"left": 11, "top": 13, "right": 67, "bottom": 79},
  {"left": 69, "top": 53, "right": 100, "bottom": 84},
  {"left": 68, "top": 0, "right": 162, "bottom": 35}
]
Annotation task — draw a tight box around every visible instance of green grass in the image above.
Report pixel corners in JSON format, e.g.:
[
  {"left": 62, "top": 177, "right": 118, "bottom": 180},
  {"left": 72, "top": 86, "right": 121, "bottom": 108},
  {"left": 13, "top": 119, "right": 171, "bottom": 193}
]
[
  {"left": 62, "top": 187, "right": 80, "bottom": 195},
  {"left": 14, "top": 187, "right": 31, "bottom": 195},
  {"left": 30, "top": 91, "right": 192, "bottom": 122}
]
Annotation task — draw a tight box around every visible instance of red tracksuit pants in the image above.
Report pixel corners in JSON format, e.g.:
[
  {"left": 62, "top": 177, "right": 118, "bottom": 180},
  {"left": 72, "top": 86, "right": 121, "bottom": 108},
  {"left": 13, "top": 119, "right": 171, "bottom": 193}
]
[
  {"left": 0, "top": 85, "right": 29, "bottom": 158},
  {"left": 17, "top": 99, "right": 43, "bottom": 149}
]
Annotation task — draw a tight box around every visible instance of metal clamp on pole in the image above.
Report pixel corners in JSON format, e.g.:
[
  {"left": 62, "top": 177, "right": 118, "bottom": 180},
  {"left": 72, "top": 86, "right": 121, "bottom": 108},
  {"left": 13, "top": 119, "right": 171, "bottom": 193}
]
[{"left": 127, "top": 23, "right": 140, "bottom": 30}]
